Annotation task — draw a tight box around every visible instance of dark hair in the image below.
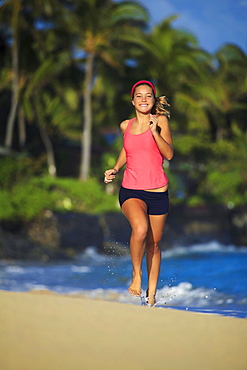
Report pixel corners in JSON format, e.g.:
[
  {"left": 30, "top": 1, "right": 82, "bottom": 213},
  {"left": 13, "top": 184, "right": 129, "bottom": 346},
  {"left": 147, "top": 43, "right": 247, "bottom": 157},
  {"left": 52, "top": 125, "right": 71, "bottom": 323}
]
[{"left": 152, "top": 96, "right": 170, "bottom": 118}]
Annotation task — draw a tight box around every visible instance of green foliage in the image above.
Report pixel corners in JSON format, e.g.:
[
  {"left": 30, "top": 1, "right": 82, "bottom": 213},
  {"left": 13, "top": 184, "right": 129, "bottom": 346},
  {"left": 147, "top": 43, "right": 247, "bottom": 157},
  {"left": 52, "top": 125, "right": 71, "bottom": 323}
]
[
  {"left": 0, "top": 156, "right": 51, "bottom": 222},
  {"left": 0, "top": 175, "right": 119, "bottom": 223},
  {"left": 0, "top": 155, "right": 119, "bottom": 223},
  {"left": 174, "top": 133, "right": 208, "bottom": 156},
  {"left": 163, "top": 166, "right": 183, "bottom": 204},
  {"left": 203, "top": 169, "right": 243, "bottom": 206},
  {"left": 170, "top": 120, "right": 247, "bottom": 207},
  {"left": 186, "top": 195, "right": 206, "bottom": 207},
  {"left": 201, "top": 129, "right": 247, "bottom": 207},
  {"left": 35, "top": 176, "right": 119, "bottom": 214},
  {"left": 0, "top": 183, "right": 52, "bottom": 222},
  {"left": 0, "top": 156, "right": 45, "bottom": 189},
  {"left": 0, "top": 2, "right": 246, "bottom": 212},
  {"left": 0, "top": 190, "right": 14, "bottom": 220}
]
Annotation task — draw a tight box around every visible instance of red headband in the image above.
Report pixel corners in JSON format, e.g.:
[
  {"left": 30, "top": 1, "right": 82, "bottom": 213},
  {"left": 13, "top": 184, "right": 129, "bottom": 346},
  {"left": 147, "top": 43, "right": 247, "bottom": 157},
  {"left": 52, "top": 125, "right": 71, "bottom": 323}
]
[{"left": 130, "top": 80, "right": 156, "bottom": 98}]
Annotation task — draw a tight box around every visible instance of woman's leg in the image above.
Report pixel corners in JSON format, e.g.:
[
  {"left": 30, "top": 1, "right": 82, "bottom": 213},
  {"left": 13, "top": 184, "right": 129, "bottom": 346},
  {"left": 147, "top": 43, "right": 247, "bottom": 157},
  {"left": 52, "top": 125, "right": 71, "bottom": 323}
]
[
  {"left": 121, "top": 198, "right": 149, "bottom": 297},
  {"left": 146, "top": 213, "right": 168, "bottom": 305}
]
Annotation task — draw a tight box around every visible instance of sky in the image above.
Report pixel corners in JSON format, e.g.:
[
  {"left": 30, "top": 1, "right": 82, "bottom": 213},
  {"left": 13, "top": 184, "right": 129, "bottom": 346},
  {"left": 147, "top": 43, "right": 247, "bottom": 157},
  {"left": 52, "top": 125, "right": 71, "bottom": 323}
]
[{"left": 137, "top": 0, "right": 247, "bottom": 54}]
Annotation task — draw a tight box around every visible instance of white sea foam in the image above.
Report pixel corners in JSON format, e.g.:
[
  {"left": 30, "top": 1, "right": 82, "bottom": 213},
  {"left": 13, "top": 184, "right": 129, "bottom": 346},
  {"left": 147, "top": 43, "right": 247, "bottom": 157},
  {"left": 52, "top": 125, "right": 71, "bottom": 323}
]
[
  {"left": 26, "top": 284, "right": 48, "bottom": 291},
  {"left": 0, "top": 241, "right": 246, "bottom": 318},
  {"left": 75, "top": 242, "right": 247, "bottom": 261},
  {"left": 77, "top": 246, "right": 108, "bottom": 263},
  {"left": 156, "top": 282, "right": 221, "bottom": 307},
  {"left": 71, "top": 281, "right": 245, "bottom": 312},
  {"left": 71, "top": 266, "right": 91, "bottom": 273},
  {"left": 5, "top": 266, "right": 25, "bottom": 274},
  {"left": 3, "top": 282, "right": 244, "bottom": 317},
  {"left": 161, "top": 241, "right": 247, "bottom": 259},
  {"left": 78, "top": 288, "right": 142, "bottom": 305}
]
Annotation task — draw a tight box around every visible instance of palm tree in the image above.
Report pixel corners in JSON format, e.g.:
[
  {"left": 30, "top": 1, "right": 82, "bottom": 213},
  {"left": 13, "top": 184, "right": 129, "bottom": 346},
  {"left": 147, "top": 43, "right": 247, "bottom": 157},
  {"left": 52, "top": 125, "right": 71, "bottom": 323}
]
[
  {"left": 133, "top": 16, "right": 209, "bottom": 100},
  {"left": 172, "top": 43, "right": 247, "bottom": 205},
  {"left": 1, "top": 0, "right": 79, "bottom": 175},
  {"left": 0, "top": 0, "right": 21, "bottom": 150},
  {"left": 69, "top": 0, "right": 149, "bottom": 180},
  {"left": 23, "top": 47, "right": 77, "bottom": 176},
  {"left": 175, "top": 44, "right": 247, "bottom": 141}
]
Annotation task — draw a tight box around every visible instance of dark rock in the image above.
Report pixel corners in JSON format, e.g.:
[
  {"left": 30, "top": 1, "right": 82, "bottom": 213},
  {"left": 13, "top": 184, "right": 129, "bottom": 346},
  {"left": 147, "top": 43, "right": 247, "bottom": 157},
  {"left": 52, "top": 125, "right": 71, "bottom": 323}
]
[
  {"left": 56, "top": 212, "right": 104, "bottom": 251},
  {"left": 102, "top": 205, "right": 233, "bottom": 250},
  {"left": 230, "top": 206, "right": 247, "bottom": 246},
  {"left": 0, "top": 205, "right": 246, "bottom": 261},
  {"left": 101, "top": 212, "right": 131, "bottom": 245},
  {"left": 164, "top": 204, "right": 233, "bottom": 247},
  {"left": 27, "top": 210, "right": 60, "bottom": 249}
]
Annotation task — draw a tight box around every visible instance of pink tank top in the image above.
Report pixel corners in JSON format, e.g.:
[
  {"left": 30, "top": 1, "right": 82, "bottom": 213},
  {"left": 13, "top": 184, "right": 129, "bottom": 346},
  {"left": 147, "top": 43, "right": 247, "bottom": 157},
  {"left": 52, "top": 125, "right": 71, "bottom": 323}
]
[{"left": 122, "top": 118, "right": 168, "bottom": 189}]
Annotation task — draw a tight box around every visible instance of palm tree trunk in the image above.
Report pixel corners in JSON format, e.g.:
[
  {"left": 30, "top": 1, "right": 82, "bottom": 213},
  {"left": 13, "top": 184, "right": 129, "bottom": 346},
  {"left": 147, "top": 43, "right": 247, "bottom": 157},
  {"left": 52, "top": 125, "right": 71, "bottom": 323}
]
[
  {"left": 4, "top": 1, "right": 20, "bottom": 149},
  {"left": 79, "top": 52, "right": 95, "bottom": 181},
  {"left": 35, "top": 95, "right": 57, "bottom": 177},
  {"left": 18, "top": 106, "right": 26, "bottom": 149},
  {"left": 38, "top": 124, "right": 57, "bottom": 177}
]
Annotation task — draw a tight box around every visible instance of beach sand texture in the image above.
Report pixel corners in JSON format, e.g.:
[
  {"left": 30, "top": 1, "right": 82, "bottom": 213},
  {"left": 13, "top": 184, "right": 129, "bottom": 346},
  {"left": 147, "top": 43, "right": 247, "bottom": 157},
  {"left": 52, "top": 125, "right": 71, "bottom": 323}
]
[{"left": 0, "top": 290, "right": 246, "bottom": 370}]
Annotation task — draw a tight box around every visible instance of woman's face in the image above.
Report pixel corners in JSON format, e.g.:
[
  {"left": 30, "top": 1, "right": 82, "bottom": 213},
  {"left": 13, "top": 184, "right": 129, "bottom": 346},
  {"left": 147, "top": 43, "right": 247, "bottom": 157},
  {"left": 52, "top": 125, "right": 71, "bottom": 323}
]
[{"left": 132, "top": 84, "right": 155, "bottom": 114}]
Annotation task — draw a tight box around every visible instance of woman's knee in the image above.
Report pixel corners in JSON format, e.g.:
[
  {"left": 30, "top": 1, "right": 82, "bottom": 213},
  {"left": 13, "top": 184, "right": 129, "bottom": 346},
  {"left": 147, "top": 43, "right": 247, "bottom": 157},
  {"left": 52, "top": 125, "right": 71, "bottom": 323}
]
[
  {"left": 131, "top": 223, "right": 148, "bottom": 242},
  {"left": 146, "top": 241, "right": 161, "bottom": 254}
]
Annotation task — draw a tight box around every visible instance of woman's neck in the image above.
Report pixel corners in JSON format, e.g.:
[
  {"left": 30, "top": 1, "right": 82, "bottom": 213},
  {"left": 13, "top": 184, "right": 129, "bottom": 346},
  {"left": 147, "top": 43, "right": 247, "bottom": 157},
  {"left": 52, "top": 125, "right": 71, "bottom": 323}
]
[{"left": 135, "top": 111, "right": 151, "bottom": 125}]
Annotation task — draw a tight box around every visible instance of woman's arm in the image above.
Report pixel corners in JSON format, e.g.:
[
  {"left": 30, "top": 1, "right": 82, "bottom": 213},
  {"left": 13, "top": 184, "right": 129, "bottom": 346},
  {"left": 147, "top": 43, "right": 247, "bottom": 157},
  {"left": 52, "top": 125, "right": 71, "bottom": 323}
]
[
  {"left": 150, "top": 114, "right": 173, "bottom": 160},
  {"left": 104, "top": 120, "right": 128, "bottom": 183},
  {"left": 104, "top": 147, "right": 126, "bottom": 183},
  {"left": 114, "top": 146, "right": 126, "bottom": 172}
]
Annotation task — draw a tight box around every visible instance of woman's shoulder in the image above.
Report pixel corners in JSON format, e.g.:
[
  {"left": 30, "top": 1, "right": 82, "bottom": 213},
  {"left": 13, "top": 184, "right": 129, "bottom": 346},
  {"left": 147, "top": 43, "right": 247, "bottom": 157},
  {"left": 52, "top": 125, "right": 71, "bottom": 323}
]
[
  {"left": 157, "top": 114, "right": 169, "bottom": 126},
  {"left": 120, "top": 118, "right": 134, "bottom": 134}
]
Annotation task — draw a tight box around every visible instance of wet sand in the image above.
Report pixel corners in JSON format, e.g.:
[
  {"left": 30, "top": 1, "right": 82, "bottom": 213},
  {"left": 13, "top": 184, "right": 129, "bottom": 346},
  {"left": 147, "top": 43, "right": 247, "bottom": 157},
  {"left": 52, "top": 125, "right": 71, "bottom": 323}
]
[{"left": 0, "top": 290, "right": 246, "bottom": 370}]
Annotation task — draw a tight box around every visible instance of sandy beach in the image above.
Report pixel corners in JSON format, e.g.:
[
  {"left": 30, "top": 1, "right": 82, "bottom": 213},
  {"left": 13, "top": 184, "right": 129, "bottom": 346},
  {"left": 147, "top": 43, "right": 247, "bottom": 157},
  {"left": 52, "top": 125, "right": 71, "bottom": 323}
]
[{"left": 0, "top": 290, "right": 246, "bottom": 370}]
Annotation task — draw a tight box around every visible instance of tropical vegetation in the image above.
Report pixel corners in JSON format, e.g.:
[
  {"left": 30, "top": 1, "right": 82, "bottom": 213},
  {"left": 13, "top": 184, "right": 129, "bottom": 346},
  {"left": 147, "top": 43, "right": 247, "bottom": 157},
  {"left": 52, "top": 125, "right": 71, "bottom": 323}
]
[{"left": 0, "top": 0, "right": 246, "bottom": 224}]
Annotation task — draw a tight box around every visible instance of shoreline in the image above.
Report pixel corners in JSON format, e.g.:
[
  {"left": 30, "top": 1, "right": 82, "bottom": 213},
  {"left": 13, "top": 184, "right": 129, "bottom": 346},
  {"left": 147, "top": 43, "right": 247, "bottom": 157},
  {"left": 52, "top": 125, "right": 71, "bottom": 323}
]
[
  {"left": 1, "top": 287, "right": 247, "bottom": 319},
  {"left": 1, "top": 290, "right": 247, "bottom": 370}
]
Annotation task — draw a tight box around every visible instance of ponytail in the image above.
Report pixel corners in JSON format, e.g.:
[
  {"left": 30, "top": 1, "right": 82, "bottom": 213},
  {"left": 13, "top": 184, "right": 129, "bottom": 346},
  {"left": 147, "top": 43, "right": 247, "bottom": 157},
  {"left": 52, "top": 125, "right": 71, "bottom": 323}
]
[{"left": 153, "top": 96, "right": 170, "bottom": 118}]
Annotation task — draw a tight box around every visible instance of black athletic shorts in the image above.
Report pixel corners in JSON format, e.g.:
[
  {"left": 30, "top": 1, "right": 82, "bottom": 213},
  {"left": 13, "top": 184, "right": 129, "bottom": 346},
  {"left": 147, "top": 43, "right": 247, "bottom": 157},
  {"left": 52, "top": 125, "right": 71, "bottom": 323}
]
[{"left": 119, "top": 186, "right": 169, "bottom": 215}]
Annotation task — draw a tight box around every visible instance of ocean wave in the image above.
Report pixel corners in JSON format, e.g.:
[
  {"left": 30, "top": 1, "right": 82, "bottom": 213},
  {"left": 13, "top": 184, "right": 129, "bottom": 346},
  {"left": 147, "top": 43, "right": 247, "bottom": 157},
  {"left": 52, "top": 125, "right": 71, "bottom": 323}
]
[
  {"left": 71, "top": 266, "right": 91, "bottom": 273},
  {"left": 4, "top": 266, "right": 25, "bottom": 274},
  {"left": 0, "top": 242, "right": 246, "bottom": 319},
  {"left": 69, "top": 282, "right": 247, "bottom": 311},
  {"left": 156, "top": 282, "right": 235, "bottom": 308},
  {"left": 26, "top": 284, "right": 48, "bottom": 291},
  {"left": 1, "top": 280, "right": 245, "bottom": 317},
  {"left": 161, "top": 241, "right": 247, "bottom": 258},
  {"left": 78, "top": 242, "right": 247, "bottom": 262},
  {"left": 76, "top": 246, "right": 109, "bottom": 263}
]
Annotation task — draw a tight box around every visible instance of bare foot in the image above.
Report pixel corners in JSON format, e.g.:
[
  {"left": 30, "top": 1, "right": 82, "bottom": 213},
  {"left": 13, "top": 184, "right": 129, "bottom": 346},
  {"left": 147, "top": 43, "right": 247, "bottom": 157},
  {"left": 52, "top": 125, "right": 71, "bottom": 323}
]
[
  {"left": 146, "top": 290, "right": 156, "bottom": 306},
  {"left": 128, "top": 273, "right": 142, "bottom": 297}
]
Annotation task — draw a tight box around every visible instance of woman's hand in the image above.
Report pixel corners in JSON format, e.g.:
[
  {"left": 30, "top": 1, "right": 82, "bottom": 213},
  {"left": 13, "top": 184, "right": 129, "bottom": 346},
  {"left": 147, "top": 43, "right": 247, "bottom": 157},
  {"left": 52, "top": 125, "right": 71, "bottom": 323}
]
[
  {"left": 149, "top": 114, "right": 159, "bottom": 135},
  {"left": 150, "top": 114, "right": 173, "bottom": 160},
  {"left": 104, "top": 168, "right": 118, "bottom": 183}
]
